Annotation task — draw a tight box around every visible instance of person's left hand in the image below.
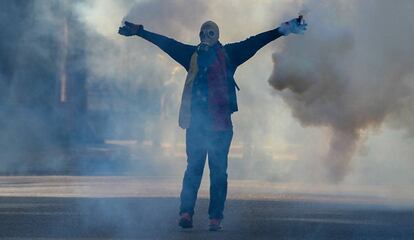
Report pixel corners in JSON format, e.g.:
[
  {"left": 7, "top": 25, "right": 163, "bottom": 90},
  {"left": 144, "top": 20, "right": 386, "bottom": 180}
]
[{"left": 278, "top": 17, "right": 308, "bottom": 36}]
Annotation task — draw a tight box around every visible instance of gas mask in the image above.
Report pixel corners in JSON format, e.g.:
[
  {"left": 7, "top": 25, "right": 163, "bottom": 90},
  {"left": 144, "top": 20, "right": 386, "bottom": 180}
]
[{"left": 198, "top": 21, "right": 219, "bottom": 51}]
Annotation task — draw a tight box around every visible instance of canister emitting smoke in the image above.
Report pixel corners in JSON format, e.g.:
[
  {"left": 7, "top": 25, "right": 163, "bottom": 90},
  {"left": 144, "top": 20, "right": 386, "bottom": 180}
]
[{"left": 269, "top": 0, "right": 414, "bottom": 182}]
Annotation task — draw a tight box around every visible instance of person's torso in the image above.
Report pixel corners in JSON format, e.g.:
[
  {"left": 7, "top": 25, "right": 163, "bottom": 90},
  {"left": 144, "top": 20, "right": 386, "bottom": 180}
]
[{"left": 190, "top": 47, "right": 218, "bottom": 128}]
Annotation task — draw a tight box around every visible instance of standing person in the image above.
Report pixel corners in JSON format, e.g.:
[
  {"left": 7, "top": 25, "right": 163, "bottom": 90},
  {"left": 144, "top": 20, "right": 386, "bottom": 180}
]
[{"left": 118, "top": 17, "right": 307, "bottom": 231}]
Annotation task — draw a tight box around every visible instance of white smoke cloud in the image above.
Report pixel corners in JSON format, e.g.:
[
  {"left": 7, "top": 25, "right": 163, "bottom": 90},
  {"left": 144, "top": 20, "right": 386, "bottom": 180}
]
[
  {"left": 269, "top": 0, "right": 414, "bottom": 182},
  {"left": 2, "top": 0, "right": 414, "bottom": 189}
]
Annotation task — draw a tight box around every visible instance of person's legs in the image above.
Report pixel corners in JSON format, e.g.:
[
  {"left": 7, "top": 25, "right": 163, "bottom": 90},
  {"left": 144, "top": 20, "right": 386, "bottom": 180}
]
[
  {"left": 179, "top": 126, "right": 207, "bottom": 217},
  {"left": 207, "top": 129, "right": 233, "bottom": 220}
]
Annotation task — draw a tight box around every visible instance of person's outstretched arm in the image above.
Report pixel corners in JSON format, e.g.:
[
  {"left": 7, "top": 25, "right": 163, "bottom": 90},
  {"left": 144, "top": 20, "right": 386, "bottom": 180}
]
[
  {"left": 225, "top": 17, "right": 307, "bottom": 68},
  {"left": 119, "top": 21, "right": 196, "bottom": 71}
]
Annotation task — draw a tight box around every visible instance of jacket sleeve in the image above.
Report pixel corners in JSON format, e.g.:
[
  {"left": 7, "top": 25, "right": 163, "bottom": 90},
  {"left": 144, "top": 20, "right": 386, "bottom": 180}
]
[
  {"left": 138, "top": 29, "right": 196, "bottom": 71},
  {"left": 224, "top": 28, "right": 283, "bottom": 68}
]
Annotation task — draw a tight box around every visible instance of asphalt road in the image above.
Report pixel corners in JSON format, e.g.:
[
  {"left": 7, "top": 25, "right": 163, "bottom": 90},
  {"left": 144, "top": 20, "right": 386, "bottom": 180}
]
[{"left": 0, "top": 177, "right": 413, "bottom": 239}]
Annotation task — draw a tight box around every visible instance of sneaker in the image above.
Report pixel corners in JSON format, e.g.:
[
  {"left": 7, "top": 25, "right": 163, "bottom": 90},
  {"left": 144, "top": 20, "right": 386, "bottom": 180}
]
[
  {"left": 208, "top": 219, "right": 222, "bottom": 231},
  {"left": 179, "top": 213, "right": 193, "bottom": 229}
]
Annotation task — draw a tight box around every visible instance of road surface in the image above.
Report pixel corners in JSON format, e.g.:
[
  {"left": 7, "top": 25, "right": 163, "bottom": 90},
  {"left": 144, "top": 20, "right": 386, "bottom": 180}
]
[{"left": 0, "top": 176, "right": 413, "bottom": 239}]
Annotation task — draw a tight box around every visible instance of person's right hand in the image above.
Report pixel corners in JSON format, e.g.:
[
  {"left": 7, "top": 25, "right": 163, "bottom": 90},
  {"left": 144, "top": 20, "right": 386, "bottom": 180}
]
[{"left": 118, "top": 21, "right": 143, "bottom": 36}]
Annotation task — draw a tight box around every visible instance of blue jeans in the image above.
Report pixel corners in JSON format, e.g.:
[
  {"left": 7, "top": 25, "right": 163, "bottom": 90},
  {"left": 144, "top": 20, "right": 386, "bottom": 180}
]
[{"left": 179, "top": 126, "right": 233, "bottom": 219}]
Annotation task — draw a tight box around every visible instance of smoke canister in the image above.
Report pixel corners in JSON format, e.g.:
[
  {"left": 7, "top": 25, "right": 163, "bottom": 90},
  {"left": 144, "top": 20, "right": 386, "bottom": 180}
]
[{"left": 297, "top": 15, "right": 303, "bottom": 24}]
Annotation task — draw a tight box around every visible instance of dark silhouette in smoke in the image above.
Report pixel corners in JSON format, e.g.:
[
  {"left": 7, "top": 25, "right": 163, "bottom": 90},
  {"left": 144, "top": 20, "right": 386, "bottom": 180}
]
[
  {"left": 119, "top": 14, "right": 306, "bottom": 228},
  {"left": 269, "top": 0, "right": 414, "bottom": 182}
]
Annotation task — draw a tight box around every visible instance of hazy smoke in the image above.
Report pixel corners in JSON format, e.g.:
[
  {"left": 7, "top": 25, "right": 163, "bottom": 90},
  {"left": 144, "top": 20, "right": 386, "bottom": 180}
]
[
  {"left": 0, "top": 1, "right": 66, "bottom": 173},
  {"left": 124, "top": 0, "right": 208, "bottom": 38},
  {"left": 269, "top": 0, "right": 414, "bottom": 182},
  {"left": 3, "top": 0, "right": 413, "bottom": 185}
]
